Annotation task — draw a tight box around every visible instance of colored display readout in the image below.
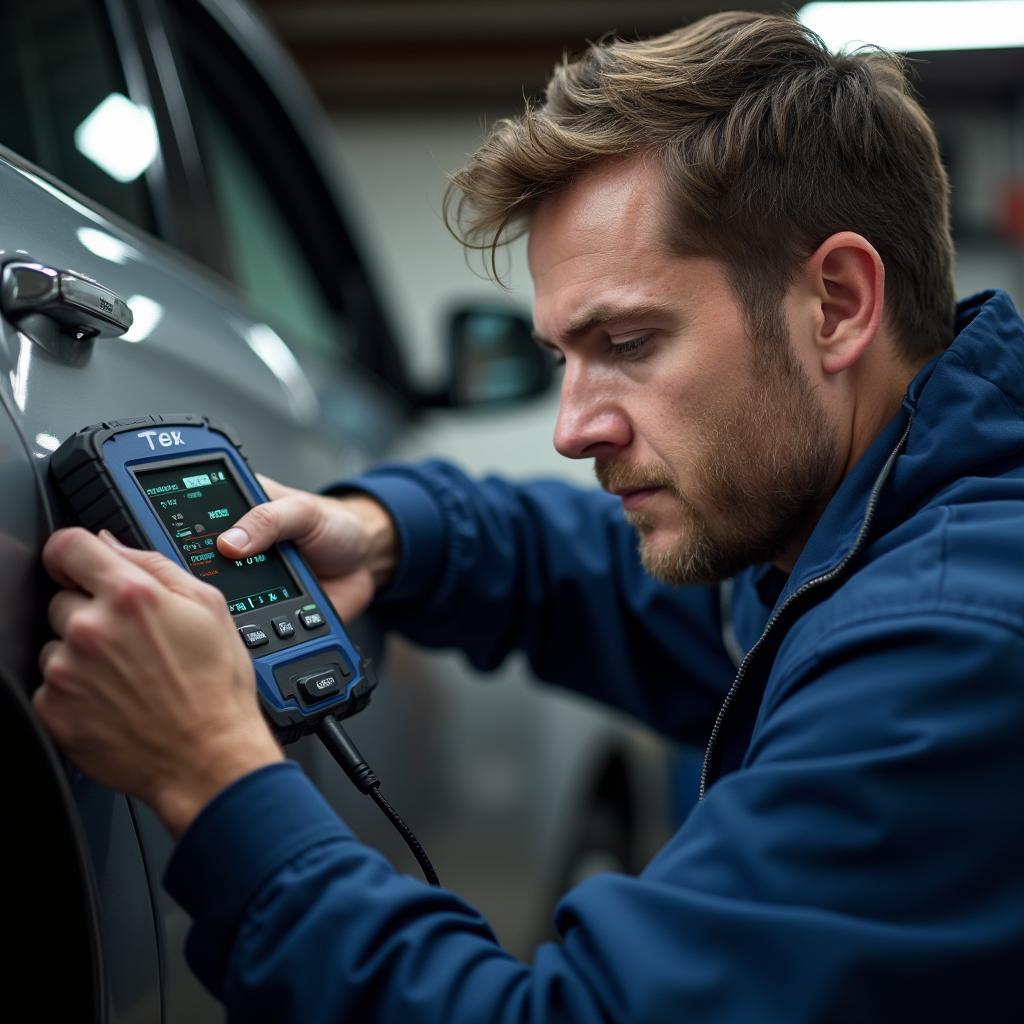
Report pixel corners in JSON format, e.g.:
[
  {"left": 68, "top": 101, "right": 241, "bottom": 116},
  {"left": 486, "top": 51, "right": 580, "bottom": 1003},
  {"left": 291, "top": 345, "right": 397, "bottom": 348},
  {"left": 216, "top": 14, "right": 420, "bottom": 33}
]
[{"left": 135, "top": 458, "right": 302, "bottom": 615}]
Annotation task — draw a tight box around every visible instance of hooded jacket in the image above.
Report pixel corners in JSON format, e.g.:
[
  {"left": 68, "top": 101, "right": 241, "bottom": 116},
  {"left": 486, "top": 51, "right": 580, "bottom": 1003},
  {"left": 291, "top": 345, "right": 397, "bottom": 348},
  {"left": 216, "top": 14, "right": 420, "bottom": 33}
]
[{"left": 167, "top": 290, "right": 1024, "bottom": 1022}]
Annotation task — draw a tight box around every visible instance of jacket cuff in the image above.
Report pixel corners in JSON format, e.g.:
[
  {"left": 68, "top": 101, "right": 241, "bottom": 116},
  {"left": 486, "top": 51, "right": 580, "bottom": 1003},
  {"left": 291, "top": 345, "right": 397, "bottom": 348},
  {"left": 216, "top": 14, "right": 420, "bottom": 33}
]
[
  {"left": 322, "top": 470, "right": 447, "bottom": 604},
  {"left": 163, "top": 762, "right": 355, "bottom": 990}
]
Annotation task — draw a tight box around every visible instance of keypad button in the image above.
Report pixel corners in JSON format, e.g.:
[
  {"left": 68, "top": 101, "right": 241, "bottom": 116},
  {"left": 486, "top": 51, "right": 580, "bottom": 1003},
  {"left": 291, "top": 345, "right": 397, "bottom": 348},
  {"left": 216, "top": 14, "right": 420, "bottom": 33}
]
[
  {"left": 272, "top": 616, "right": 295, "bottom": 639},
  {"left": 239, "top": 626, "right": 269, "bottom": 649},
  {"left": 299, "top": 607, "right": 326, "bottom": 630},
  {"left": 296, "top": 669, "right": 342, "bottom": 703}
]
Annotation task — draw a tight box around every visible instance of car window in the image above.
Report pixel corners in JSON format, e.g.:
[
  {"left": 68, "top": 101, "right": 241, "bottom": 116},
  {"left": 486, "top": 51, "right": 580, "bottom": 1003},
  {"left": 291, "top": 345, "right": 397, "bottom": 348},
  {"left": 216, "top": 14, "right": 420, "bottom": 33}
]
[
  {"left": 168, "top": 5, "right": 362, "bottom": 365},
  {"left": 164, "top": 1, "right": 410, "bottom": 397},
  {"left": 188, "top": 90, "right": 343, "bottom": 359},
  {"left": 0, "top": 0, "right": 157, "bottom": 234}
]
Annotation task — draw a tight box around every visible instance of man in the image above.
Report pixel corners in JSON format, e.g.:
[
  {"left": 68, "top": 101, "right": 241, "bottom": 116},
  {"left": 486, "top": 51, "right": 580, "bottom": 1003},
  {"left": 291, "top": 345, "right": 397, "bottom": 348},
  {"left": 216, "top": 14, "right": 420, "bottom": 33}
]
[{"left": 34, "top": 11, "right": 1024, "bottom": 1022}]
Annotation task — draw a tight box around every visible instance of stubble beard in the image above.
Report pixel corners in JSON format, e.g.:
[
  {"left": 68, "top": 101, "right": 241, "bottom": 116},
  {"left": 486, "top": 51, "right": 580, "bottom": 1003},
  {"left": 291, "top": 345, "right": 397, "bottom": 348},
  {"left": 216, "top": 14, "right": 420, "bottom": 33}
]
[{"left": 596, "top": 331, "right": 841, "bottom": 586}]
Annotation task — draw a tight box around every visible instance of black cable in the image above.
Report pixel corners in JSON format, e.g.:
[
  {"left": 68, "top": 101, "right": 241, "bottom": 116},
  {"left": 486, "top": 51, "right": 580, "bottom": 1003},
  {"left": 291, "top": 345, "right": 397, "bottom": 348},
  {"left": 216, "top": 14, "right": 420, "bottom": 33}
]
[
  {"left": 316, "top": 714, "right": 441, "bottom": 887},
  {"left": 368, "top": 787, "right": 440, "bottom": 887}
]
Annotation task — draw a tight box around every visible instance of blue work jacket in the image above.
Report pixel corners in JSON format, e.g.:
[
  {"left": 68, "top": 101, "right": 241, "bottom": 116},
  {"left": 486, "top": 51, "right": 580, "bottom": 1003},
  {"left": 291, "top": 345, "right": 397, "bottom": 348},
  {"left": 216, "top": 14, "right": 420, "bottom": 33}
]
[{"left": 167, "top": 290, "right": 1024, "bottom": 1022}]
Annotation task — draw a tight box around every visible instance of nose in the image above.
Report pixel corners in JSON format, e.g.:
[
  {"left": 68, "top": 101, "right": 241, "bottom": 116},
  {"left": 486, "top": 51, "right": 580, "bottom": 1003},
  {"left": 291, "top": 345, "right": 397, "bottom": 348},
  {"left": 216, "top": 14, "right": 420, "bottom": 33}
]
[{"left": 552, "top": 362, "right": 632, "bottom": 459}]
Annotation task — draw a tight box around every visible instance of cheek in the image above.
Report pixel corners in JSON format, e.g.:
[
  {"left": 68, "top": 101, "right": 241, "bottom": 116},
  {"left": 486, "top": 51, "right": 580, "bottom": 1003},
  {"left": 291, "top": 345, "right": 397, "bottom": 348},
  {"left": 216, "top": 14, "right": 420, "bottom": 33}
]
[
  {"left": 629, "top": 325, "right": 754, "bottom": 465},
  {"left": 639, "top": 385, "right": 708, "bottom": 467}
]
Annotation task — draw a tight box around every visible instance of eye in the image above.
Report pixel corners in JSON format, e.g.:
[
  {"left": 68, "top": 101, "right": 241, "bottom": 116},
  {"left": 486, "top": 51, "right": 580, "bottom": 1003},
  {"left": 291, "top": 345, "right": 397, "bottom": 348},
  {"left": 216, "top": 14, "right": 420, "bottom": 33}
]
[{"left": 611, "top": 334, "right": 652, "bottom": 359}]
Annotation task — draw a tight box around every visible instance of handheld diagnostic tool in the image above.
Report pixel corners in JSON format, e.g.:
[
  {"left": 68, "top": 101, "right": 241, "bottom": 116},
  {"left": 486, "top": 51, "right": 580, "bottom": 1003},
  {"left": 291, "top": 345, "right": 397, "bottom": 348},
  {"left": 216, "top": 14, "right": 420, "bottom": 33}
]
[{"left": 49, "top": 414, "right": 376, "bottom": 744}]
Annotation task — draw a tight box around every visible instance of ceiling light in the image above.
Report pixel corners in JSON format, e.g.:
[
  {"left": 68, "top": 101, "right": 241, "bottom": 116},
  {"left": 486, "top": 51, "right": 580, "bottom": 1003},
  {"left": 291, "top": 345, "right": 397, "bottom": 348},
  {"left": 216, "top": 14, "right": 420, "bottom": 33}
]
[{"left": 799, "top": 1, "right": 1024, "bottom": 52}]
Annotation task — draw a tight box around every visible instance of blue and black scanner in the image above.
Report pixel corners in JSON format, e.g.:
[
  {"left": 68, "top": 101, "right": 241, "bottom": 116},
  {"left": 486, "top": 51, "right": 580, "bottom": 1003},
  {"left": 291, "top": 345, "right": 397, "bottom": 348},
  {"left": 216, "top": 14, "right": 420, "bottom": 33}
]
[
  {"left": 50, "top": 413, "right": 440, "bottom": 885},
  {"left": 49, "top": 414, "right": 376, "bottom": 744}
]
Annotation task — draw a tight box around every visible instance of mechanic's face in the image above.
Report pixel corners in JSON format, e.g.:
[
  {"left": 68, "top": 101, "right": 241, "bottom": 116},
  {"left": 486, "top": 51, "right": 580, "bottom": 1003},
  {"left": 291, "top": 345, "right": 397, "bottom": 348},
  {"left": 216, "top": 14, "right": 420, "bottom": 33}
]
[{"left": 528, "top": 158, "right": 842, "bottom": 583}]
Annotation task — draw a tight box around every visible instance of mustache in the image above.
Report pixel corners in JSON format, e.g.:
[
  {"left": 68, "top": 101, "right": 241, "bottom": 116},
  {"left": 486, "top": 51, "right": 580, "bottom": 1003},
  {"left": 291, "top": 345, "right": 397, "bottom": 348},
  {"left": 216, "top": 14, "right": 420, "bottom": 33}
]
[{"left": 594, "top": 460, "right": 676, "bottom": 493}]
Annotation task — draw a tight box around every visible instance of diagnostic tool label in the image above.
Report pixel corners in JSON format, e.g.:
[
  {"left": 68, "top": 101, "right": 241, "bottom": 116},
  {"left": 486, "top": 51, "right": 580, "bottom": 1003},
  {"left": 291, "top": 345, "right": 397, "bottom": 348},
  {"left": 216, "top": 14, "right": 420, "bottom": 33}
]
[{"left": 135, "top": 458, "right": 302, "bottom": 615}]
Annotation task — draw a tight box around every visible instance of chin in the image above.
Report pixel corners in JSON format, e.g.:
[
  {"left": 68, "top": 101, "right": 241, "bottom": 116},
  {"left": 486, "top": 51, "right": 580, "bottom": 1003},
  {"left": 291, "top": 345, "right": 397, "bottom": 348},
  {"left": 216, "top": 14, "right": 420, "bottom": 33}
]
[
  {"left": 637, "top": 522, "right": 756, "bottom": 587},
  {"left": 637, "top": 531, "right": 691, "bottom": 580}
]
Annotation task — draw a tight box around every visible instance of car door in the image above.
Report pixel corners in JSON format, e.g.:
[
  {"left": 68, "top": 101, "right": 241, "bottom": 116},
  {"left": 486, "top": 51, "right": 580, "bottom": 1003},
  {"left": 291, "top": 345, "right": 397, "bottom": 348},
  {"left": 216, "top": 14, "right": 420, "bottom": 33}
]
[
  {"left": 0, "top": 144, "right": 374, "bottom": 1022},
  {"left": 0, "top": 321, "right": 106, "bottom": 1021},
  {"left": 0, "top": 4, "right": 404, "bottom": 1021}
]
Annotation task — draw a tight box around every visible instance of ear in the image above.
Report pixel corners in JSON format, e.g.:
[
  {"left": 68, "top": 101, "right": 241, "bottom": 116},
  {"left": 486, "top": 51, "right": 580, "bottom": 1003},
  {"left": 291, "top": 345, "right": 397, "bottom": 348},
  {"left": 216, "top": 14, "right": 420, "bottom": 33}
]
[{"left": 803, "top": 232, "right": 884, "bottom": 376}]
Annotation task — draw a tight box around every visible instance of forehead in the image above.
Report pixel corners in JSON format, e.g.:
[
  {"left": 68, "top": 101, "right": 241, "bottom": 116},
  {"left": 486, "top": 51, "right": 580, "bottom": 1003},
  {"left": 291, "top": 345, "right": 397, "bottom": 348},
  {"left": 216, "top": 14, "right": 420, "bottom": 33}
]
[
  {"left": 527, "top": 157, "right": 666, "bottom": 284},
  {"left": 527, "top": 157, "right": 707, "bottom": 339}
]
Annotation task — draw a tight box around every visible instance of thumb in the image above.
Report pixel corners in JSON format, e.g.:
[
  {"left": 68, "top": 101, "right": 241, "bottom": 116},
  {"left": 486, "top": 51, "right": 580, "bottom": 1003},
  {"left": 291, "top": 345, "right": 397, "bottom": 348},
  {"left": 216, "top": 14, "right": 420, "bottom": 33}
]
[
  {"left": 256, "top": 474, "right": 294, "bottom": 501},
  {"left": 98, "top": 530, "right": 198, "bottom": 596}
]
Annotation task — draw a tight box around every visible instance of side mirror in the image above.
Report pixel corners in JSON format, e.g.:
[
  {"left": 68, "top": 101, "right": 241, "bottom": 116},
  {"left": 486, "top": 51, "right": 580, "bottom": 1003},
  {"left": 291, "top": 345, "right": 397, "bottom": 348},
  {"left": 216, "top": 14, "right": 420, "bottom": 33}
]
[{"left": 443, "top": 306, "right": 555, "bottom": 409}]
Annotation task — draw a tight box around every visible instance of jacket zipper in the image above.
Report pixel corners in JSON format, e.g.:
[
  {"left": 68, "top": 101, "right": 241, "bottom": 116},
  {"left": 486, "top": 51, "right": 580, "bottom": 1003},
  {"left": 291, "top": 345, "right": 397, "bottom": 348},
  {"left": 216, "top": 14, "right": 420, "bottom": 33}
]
[{"left": 698, "top": 414, "right": 914, "bottom": 800}]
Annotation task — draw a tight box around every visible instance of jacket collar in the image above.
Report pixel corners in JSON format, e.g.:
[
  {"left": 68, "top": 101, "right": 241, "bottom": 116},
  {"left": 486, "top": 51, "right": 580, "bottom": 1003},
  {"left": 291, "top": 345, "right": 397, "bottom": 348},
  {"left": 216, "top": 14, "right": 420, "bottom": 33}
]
[{"left": 768, "top": 289, "right": 1024, "bottom": 611}]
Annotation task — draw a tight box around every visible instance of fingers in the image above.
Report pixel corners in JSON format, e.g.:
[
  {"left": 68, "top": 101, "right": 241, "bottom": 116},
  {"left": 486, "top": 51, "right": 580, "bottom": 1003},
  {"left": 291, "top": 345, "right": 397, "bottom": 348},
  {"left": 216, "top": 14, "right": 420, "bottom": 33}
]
[
  {"left": 321, "top": 570, "right": 375, "bottom": 621},
  {"left": 43, "top": 527, "right": 145, "bottom": 596},
  {"left": 96, "top": 531, "right": 202, "bottom": 597},
  {"left": 47, "top": 589, "right": 90, "bottom": 639},
  {"left": 217, "top": 491, "right": 324, "bottom": 557},
  {"left": 38, "top": 638, "right": 61, "bottom": 676},
  {"left": 36, "top": 640, "right": 82, "bottom": 698},
  {"left": 44, "top": 528, "right": 207, "bottom": 616}
]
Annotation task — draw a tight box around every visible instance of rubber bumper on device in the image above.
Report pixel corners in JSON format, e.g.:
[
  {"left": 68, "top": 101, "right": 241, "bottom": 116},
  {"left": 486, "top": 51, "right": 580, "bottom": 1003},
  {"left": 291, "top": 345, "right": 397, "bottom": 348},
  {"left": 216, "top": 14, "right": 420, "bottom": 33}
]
[{"left": 272, "top": 659, "right": 378, "bottom": 745}]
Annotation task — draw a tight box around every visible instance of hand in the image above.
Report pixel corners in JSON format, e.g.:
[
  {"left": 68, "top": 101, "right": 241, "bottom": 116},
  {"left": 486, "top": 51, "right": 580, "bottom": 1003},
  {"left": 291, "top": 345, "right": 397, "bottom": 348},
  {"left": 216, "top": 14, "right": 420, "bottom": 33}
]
[
  {"left": 216, "top": 477, "right": 398, "bottom": 621},
  {"left": 35, "top": 528, "right": 284, "bottom": 838}
]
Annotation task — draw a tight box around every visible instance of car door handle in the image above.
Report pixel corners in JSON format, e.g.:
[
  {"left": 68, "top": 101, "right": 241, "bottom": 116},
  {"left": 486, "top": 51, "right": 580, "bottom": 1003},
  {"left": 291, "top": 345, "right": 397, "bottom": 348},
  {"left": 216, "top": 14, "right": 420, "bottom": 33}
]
[{"left": 0, "top": 261, "right": 133, "bottom": 342}]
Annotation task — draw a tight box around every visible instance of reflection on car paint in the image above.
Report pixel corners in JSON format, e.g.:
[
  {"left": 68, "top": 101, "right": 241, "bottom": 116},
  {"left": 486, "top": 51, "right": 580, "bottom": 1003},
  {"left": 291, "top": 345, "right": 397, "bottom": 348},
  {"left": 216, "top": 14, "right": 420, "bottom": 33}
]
[
  {"left": 8, "top": 162, "right": 110, "bottom": 228},
  {"left": 10, "top": 333, "right": 32, "bottom": 412},
  {"left": 77, "top": 227, "right": 139, "bottom": 266},
  {"left": 74, "top": 94, "right": 159, "bottom": 184},
  {"left": 122, "top": 296, "right": 163, "bottom": 344},
  {"left": 243, "top": 321, "right": 318, "bottom": 421}
]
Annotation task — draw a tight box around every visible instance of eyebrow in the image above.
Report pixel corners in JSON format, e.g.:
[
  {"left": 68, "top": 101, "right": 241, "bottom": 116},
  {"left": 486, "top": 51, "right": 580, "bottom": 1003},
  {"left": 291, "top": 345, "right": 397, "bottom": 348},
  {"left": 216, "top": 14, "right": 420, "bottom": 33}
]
[{"left": 532, "top": 302, "right": 677, "bottom": 348}]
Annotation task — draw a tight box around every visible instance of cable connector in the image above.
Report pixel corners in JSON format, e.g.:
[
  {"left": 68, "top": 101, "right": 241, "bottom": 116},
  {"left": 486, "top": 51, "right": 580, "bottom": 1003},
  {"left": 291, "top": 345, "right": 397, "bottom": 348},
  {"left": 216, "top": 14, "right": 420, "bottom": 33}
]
[{"left": 317, "top": 715, "right": 379, "bottom": 793}]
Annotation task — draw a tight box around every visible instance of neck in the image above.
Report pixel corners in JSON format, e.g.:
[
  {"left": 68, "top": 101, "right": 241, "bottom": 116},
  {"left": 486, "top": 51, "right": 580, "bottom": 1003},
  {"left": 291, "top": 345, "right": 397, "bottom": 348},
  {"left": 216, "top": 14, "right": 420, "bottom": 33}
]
[{"left": 772, "top": 356, "right": 917, "bottom": 575}]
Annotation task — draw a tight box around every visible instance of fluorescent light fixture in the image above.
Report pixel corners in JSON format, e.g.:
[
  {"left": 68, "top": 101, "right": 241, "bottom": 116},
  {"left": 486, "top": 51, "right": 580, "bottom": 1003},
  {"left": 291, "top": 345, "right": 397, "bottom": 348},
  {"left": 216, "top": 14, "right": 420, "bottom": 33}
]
[
  {"left": 74, "top": 93, "right": 159, "bottom": 183},
  {"left": 121, "top": 295, "right": 164, "bottom": 343},
  {"left": 77, "top": 227, "right": 138, "bottom": 265},
  {"left": 799, "top": 1, "right": 1024, "bottom": 52}
]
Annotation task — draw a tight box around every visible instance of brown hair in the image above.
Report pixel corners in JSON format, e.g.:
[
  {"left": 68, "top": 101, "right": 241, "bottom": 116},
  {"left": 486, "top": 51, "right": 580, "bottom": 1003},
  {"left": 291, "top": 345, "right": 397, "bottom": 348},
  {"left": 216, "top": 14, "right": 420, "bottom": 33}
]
[{"left": 444, "top": 11, "right": 955, "bottom": 365}]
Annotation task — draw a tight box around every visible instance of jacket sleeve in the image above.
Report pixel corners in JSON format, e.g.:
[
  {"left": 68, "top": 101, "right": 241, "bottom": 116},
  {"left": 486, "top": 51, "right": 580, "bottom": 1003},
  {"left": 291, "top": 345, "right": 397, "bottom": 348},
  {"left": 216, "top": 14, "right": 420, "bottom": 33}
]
[
  {"left": 164, "top": 608, "right": 1024, "bottom": 1023},
  {"left": 332, "top": 460, "right": 737, "bottom": 744}
]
